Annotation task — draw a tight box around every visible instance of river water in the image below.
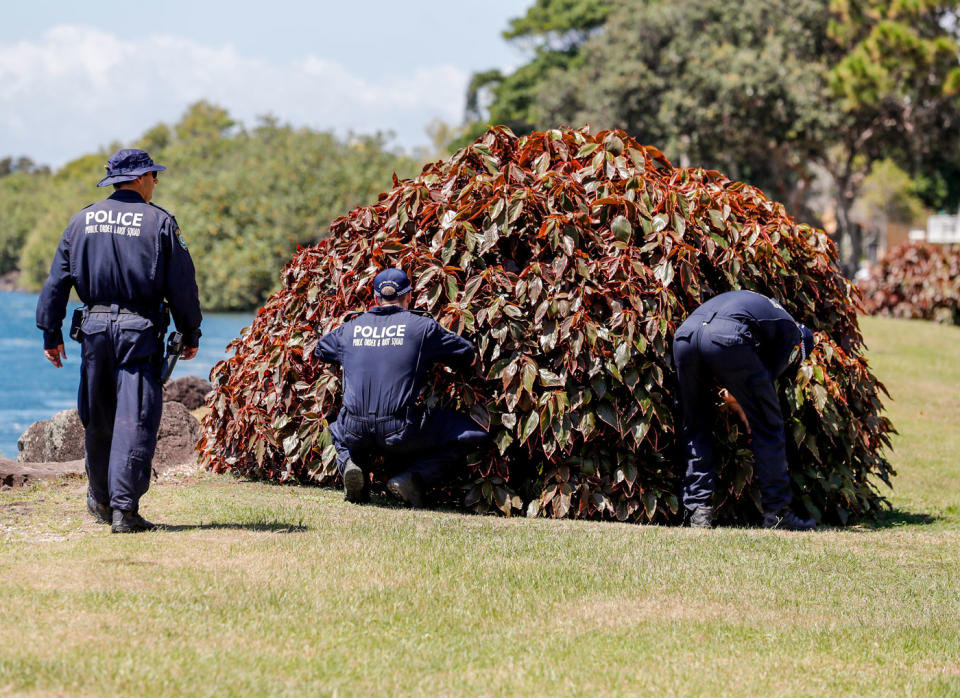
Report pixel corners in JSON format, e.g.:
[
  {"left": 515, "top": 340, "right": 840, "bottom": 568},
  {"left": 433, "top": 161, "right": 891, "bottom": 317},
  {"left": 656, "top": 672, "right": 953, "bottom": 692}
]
[{"left": 0, "top": 291, "right": 253, "bottom": 459}]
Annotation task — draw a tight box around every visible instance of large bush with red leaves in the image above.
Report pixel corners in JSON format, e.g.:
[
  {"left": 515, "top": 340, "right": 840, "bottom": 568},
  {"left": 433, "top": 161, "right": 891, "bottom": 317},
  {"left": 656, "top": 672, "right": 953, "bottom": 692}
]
[
  {"left": 859, "top": 242, "right": 960, "bottom": 324},
  {"left": 199, "top": 126, "right": 894, "bottom": 525}
]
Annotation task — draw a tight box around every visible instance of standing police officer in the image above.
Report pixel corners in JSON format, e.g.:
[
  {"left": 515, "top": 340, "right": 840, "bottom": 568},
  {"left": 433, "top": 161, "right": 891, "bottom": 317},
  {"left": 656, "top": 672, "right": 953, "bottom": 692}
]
[
  {"left": 672, "top": 290, "right": 816, "bottom": 530},
  {"left": 36, "top": 149, "right": 202, "bottom": 533},
  {"left": 314, "top": 268, "right": 487, "bottom": 506}
]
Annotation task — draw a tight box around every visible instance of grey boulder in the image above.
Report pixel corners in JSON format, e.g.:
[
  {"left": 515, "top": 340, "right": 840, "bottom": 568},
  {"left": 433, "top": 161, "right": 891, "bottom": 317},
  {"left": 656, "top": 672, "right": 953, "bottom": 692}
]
[
  {"left": 11, "top": 402, "right": 202, "bottom": 488},
  {"left": 17, "top": 409, "right": 85, "bottom": 463},
  {"left": 163, "top": 375, "right": 213, "bottom": 410}
]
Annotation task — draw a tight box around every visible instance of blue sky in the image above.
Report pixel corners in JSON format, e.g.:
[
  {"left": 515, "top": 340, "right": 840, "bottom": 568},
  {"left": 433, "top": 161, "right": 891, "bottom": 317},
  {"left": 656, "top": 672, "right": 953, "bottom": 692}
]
[{"left": 0, "top": 1, "right": 533, "bottom": 167}]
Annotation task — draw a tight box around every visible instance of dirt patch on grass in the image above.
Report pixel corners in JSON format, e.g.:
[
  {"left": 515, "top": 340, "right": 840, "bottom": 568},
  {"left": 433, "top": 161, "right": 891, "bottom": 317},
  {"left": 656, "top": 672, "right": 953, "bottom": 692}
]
[{"left": 1, "top": 500, "right": 38, "bottom": 516}]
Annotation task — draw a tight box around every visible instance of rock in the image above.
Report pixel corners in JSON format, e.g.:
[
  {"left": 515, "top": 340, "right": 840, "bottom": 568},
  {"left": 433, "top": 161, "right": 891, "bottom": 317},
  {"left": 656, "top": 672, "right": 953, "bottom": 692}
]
[
  {"left": 17, "top": 409, "right": 85, "bottom": 463},
  {"left": 163, "top": 375, "right": 213, "bottom": 410},
  {"left": 153, "top": 401, "right": 202, "bottom": 472},
  {"left": 12, "top": 402, "right": 201, "bottom": 484},
  {"left": 0, "top": 457, "right": 84, "bottom": 488},
  {"left": 0, "top": 270, "right": 22, "bottom": 292}
]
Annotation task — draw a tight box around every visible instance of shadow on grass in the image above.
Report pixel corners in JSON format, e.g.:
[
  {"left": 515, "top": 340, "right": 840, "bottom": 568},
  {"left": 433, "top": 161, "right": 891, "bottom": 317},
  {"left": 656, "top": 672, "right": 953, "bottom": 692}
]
[
  {"left": 863, "top": 508, "right": 938, "bottom": 529},
  {"left": 159, "top": 521, "right": 309, "bottom": 533}
]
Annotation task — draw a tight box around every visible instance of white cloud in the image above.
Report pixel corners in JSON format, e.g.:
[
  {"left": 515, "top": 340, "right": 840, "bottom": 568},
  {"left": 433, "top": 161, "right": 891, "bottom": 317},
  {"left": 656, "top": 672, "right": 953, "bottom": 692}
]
[{"left": 0, "top": 25, "right": 469, "bottom": 166}]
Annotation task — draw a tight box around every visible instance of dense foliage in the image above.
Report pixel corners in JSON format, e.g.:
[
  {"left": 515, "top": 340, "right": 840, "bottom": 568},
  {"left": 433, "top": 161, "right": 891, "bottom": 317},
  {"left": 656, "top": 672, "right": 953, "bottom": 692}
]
[
  {"left": 3, "top": 102, "right": 417, "bottom": 310},
  {"left": 859, "top": 243, "right": 960, "bottom": 324},
  {"left": 200, "top": 126, "right": 894, "bottom": 525}
]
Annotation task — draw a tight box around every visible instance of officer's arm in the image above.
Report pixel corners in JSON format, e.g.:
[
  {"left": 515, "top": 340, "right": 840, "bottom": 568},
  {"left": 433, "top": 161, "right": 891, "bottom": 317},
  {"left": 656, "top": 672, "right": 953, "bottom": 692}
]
[
  {"left": 162, "top": 219, "right": 203, "bottom": 349},
  {"left": 314, "top": 328, "right": 343, "bottom": 364},
  {"left": 427, "top": 322, "right": 476, "bottom": 370},
  {"left": 767, "top": 319, "right": 803, "bottom": 379},
  {"left": 36, "top": 228, "right": 73, "bottom": 364}
]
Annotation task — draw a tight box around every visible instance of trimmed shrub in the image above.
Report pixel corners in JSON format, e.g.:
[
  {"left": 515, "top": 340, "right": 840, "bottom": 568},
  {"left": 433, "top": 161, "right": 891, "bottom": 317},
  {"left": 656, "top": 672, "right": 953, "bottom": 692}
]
[
  {"left": 859, "top": 242, "right": 960, "bottom": 324},
  {"left": 199, "top": 126, "right": 894, "bottom": 525}
]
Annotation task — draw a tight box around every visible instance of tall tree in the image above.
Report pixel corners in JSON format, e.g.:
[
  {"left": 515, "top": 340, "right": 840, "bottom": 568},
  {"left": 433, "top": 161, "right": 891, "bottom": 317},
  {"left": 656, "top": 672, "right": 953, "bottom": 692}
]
[
  {"left": 455, "top": 0, "right": 614, "bottom": 148},
  {"left": 536, "top": 0, "right": 836, "bottom": 224},
  {"left": 822, "top": 0, "right": 960, "bottom": 267},
  {"left": 15, "top": 103, "right": 417, "bottom": 310},
  {"left": 465, "top": 0, "right": 960, "bottom": 272}
]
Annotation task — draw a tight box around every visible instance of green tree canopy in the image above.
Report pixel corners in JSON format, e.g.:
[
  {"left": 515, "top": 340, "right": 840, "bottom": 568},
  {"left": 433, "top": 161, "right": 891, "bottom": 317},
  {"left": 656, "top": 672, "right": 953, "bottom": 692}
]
[
  {"left": 8, "top": 102, "right": 417, "bottom": 310},
  {"left": 455, "top": 0, "right": 613, "bottom": 148},
  {"left": 464, "top": 0, "right": 960, "bottom": 272}
]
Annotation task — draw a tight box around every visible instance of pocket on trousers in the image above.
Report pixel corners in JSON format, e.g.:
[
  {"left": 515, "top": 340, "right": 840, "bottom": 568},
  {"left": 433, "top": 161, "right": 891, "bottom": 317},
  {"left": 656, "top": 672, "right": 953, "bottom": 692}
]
[
  {"left": 127, "top": 449, "right": 153, "bottom": 488},
  {"left": 709, "top": 332, "right": 751, "bottom": 347},
  {"left": 117, "top": 316, "right": 158, "bottom": 364},
  {"left": 383, "top": 422, "right": 415, "bottom": 448},
  {"left": 674, "top": 325, "right": 695, "bottom": 342},
  {"left": 80, "top": 315, "right": 109, "bottom": 336}
]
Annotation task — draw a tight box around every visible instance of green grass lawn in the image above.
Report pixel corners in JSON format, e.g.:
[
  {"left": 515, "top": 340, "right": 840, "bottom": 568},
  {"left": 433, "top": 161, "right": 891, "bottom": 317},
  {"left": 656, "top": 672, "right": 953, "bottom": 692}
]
[{"left": 1, "top": 316, "right": 958, "bottom": 697}]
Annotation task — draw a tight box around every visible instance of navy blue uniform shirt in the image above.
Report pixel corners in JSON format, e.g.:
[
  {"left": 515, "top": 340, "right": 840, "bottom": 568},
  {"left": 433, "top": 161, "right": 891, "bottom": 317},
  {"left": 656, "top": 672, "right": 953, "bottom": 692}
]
[
  {"left": 315, "top": 306, "right": 475, "bottom": 417},
  {"left": 36, "top": 190, "right": 202, "bottom": 349},
  {"left": 685, "top": 290, "right": 803, "bottom": 379}
]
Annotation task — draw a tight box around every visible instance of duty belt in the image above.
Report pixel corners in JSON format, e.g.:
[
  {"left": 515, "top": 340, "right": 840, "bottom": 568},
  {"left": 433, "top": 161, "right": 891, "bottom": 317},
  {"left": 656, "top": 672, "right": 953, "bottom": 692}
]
[
  {"left": 86, "top": 302, "right": 157, "bottom": 316},
  {"left": 341, "top": 406, "right": 419, "bottom": 424}
]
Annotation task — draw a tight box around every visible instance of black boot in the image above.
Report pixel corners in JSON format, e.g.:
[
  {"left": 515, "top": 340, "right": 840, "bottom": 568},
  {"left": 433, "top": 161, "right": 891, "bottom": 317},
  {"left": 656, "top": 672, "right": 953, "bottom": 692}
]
[
  {"left": 762, "top": 508, "right": 816, "bottom": 531},
  {"left": 342, "top": 459, "right": 369, "bottom": 503},
  {"left": 688, "top": 505, "right": 715, "bottom": 529},
  {"left": 111, "top": 509, "right": 156, "bottom": 533},
  {"left": 86, "top": 491, "right": 112, "bottom": 525},
  {"left": 386, "top": 472, "right": 425, "bottom": 508}
]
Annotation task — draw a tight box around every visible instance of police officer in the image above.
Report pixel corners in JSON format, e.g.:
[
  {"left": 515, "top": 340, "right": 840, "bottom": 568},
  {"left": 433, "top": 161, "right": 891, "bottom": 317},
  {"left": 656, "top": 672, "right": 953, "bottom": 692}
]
[
  {"left": 314, "top": 268, "right": 487, "bottom": 506},
  {"left": 36, "top": 149, "right": 202, "bottom": 533},
  {"left": 672, "top": 290, "right": 816, "bottom": 530}
]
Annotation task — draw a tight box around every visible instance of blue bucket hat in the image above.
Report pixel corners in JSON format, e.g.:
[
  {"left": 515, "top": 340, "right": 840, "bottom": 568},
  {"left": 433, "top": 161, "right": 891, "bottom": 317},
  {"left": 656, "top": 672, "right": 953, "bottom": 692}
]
[
  {"left": 374, "top": 268, "right": 411, "bottom": 300},
  {"left": 798, "top": 324, "right": 814, "bottom": 361},
  {"left": 97, "top": 148, "right": 166, "bottom": 187}
]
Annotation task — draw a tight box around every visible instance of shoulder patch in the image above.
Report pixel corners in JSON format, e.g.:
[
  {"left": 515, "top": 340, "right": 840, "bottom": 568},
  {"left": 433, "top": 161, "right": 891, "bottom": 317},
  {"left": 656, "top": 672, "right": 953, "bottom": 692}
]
[{"left": 175, "top": 229, "right": 188, "bottom": 250}]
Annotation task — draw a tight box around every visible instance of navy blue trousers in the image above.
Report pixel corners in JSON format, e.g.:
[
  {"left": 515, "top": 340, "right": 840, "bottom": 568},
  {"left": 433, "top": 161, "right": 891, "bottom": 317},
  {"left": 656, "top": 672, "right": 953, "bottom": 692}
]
[
  {"left": 330, "top": 408, "right": 487, "bottom": 487},
  {"left": 673, "top": 316, "right": 791, "bottom": 513},
  {"left": 78, "top": 311, "right": 163, "bottom": 512}
]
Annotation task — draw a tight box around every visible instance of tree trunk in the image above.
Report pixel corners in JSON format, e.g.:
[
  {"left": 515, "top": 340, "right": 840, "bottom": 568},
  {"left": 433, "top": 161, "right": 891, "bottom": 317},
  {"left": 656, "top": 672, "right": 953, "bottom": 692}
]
[{"left": 834, "top": 189, "right": 861, "bottom": 277}]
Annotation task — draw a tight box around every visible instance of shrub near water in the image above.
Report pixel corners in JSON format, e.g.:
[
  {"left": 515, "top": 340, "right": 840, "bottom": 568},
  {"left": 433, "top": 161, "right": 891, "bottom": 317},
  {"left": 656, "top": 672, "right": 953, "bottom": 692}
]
[
  {"left": 859, "top": 242, "right": 960, "bottom": 325},
  {"left": 200, "top": 126, "right": 894, "bottom": 525}
]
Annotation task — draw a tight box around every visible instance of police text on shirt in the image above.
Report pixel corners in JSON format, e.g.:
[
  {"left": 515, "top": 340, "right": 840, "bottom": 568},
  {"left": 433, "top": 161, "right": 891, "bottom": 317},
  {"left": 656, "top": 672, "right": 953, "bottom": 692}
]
[
  {"left": 353, "top": 323, "right": 406, "bottom": 348},
  {"left": 83, "top": 210, "right": 144, "bottom": 237}
]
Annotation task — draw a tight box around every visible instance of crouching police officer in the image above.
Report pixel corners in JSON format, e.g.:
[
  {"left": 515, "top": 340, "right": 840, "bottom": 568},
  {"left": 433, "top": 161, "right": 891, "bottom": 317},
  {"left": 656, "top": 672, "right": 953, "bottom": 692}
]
[
  {"left": 672, "top": 290, "right": 816, "bottom": 530},
  {"left": 36, "top": 149, "right": 202, "bottom": 533},
  {"left": 314, "top": 268, "right": 488, "bottom": 506}
]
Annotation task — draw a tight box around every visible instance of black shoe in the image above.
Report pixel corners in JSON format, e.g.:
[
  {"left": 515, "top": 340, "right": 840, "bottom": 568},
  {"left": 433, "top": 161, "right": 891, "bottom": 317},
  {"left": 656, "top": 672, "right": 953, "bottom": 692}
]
[
  {"left": 342, "top": 460, "right": 368, "bottom": 503},
  {"left": 762, "top": 508, "right": 816, "bottom": 531},
  {"left": 386, "top": 472, "right": 425, "bottom": 508},
  {"left": 689, "top": 505, "right": 715, "bottom": 529},
  {"left": 86, "top": 491, "right": 112, "bottom": 525},
  {"left": 111, "top": 509, "right": 156, "bottom": 533}
]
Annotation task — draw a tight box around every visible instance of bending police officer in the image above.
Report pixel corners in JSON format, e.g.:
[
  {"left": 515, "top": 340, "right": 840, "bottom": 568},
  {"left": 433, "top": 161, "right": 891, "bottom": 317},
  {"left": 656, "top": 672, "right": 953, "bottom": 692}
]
[
  {"left": 672, "top": 290, "right": 815, "bottom": 530},
  {"left": 36, "top": 149, "right": 202, "bottom": 533},
  {"left": 314, "top": 268, "right": 487, "bottom": 506}
]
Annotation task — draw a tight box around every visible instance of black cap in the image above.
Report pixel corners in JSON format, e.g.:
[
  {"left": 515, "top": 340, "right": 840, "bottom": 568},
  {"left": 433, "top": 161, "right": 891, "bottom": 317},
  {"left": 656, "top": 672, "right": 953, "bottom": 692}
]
[{"left": 373, "top": 268, "right": 411, "bottom": 300}]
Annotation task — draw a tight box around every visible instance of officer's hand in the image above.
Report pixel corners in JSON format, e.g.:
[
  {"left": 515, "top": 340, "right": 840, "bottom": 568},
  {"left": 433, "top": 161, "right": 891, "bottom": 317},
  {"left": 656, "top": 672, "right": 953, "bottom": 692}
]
[
  {"left": 181, "top": 346, "right": 198, "bottom": 361},
  {"left": 719, "top": 389, "right": 751, "bottom": 434},
  {"left": 44, "top": 344, "right": 66, "bottom": 368}
]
